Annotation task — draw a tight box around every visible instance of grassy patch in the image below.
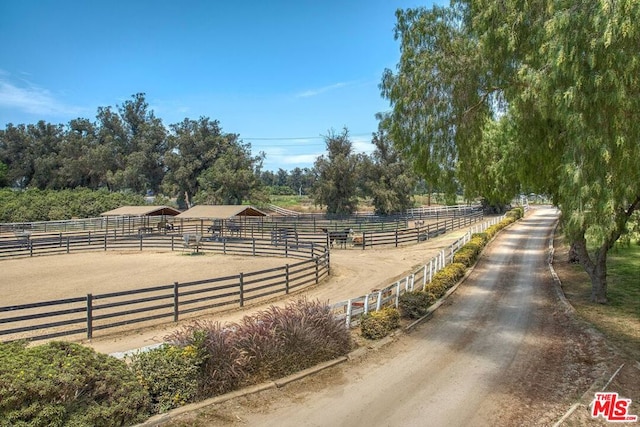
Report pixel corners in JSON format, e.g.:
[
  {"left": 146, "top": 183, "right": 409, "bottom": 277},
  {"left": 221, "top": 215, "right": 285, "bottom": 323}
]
[{"left": 554, "top": 238, "right": 640, "bottom": 360}]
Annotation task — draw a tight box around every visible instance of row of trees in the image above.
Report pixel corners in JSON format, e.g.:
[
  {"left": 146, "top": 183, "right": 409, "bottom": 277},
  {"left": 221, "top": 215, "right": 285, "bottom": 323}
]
[
  {"left": 381, "top": 0, "right": 639, "bottom": 302},
  {"left": 0, "top": 94, "right": 423, "bottom": 216},
  {"left": 0, "top": 94, "right": 266, "bottom": 208}
]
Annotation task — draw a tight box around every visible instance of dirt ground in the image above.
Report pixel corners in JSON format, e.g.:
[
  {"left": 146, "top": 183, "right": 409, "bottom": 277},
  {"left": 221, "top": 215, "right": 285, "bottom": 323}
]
[
  {"left": 3, "top": 211, "right": 638, "bottom": 425},
  {"left": 2, "top": 228, "right": 474, "bottom": 355},
  {"left": 158, "top": 207, "right": 639, "bottom": 427}
]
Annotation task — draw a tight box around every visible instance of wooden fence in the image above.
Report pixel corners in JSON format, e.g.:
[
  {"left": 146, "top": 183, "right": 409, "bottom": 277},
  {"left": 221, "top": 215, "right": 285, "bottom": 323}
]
[
  {"left": 0, "top": 240, "right": 329, "bottom": 342},
  {"left": 0, "top": 206, "right": 485, "bottom": 342},
  {"left": 0, "top": 211, "right": 483, "bottom": 259}
]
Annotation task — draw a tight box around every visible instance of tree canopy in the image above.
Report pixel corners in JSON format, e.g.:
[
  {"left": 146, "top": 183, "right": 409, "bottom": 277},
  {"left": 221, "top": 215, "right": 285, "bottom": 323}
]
[
  {"left": 381, "top": 0, "right": 640, "bottom": 302},
  {"left": 311, "top": 128, "right": 360, "bottom": 215},
  {"left": 0, "top": 94, "right": 265, "bottom": 208}
]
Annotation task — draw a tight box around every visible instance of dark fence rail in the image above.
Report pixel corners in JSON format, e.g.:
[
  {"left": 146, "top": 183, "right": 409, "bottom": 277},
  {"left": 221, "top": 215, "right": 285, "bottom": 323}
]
[
  {"left": 0, "top": 206, "right": 482, "bottom": 342},
  {"left": 0, "top": 210, "right": 483, "bottom": 259},
  {"left": 0, "top": 244, "right": 329, "bottom": 342},
  {"left": 0, "top": 205, "right": 482, "bottom": 240}
]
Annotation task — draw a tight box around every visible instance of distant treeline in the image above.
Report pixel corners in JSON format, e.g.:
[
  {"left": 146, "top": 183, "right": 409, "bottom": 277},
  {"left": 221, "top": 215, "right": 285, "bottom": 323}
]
[
  {"left": 0, "top": 188, "right": 150, "bottom": 222},
  {"left": 0, "top": 94, "right": 424, "bottom": 217}
]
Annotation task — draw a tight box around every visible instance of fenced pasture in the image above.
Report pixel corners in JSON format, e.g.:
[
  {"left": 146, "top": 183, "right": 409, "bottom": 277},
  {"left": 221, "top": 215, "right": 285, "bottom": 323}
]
[
  {"left": 0, "top": 241, "right": 329, "bottom": 343},
  {"left": 0, "top": 204, "right": 485, "bottom": 343},
  {"left": 0, "top": 208, "right": 483, "bottom": 259}
]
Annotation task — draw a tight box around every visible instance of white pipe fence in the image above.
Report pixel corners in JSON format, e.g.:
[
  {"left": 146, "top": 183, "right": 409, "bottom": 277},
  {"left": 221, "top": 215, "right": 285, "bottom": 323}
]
[{"left": 330, "top": 214, "right": 507, "bottom": 328}]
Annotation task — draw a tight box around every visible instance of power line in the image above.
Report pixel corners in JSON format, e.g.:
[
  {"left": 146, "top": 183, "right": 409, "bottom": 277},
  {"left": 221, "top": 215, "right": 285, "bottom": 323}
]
[{"left": 243, "top": 132, "right": 372, "bottom": 141}]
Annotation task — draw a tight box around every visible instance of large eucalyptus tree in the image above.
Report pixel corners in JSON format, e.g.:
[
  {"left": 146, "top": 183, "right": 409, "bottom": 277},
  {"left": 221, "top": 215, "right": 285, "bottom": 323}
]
[{"left": 381, "top": 0, "right": 640, "bottom": 302}]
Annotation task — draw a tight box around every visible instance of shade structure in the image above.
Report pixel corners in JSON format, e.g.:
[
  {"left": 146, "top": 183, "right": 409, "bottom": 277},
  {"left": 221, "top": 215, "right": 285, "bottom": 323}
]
[
  {"left": 174, "top": 205, "right": 267, "bottom": 220},
  {"left": 100, "top": 206, "right": 182, "bottom": 217}
]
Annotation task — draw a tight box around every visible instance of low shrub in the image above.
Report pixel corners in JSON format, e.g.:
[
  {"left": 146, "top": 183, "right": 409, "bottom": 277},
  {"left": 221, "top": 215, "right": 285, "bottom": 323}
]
[
  {"left": 0, "top": 341, "right": 151, "bottom": 427},
  {"left": 129, "top": 344, "right": 205, "bottom": 413},
  {"left": 165, "top": 298, "right": 352, "bottom": 397},
  {"left": 425, "top": 280, "right": 448, "bottom": 299},
  {"left": 453, "top": 247, "right": 477, "bottom": 267},
  {"left": 429, "top": 262, "right": 467, "bottom": 292},
  {"left": 472, "top": 232, "right": 489, "bottom": 245},
  {"left": 360, "top": 307, "right": 400, "bottom": 340},
  {"left": 506, "top": 207, "right": 524, "bottom": 219},
  {"left": 240, "top": 299, "right": 353, "bottom": 379},
  {"left": 454, "top": 236, "right": 487, "bottom": 266},
  {"left": 166, "top": 321, "right": 249, "bottom": 397},
  {"left": 398, "top": 291, "right": 434, "bottom": 319}
]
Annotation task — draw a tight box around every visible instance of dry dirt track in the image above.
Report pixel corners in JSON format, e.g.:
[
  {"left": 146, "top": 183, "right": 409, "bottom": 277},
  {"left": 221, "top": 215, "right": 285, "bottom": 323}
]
[
  {"left": 170, "top": 206, "right": 622, "bottom": 427},
  {"left": 2, "top": 223, "right": 476, "bottom": 354}
]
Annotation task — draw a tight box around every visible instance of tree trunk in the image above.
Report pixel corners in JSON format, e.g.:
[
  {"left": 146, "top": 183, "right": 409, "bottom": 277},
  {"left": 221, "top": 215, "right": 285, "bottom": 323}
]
[
  {"left": 571, "top": 236, "right": 608, "bottom": 304},
  {"left": 589, "top": 252, "right": 608, "bottom": 304}
]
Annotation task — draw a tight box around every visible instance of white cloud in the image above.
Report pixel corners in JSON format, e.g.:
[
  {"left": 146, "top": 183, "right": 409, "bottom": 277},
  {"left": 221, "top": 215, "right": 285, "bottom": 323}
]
[
  {"left": 295, "top": 82, "right": 349, "bottom": 98},
  {"left": 0, "top": 75, "right": 86, "bottom": 118},
  {"left": 279, "top": 153, "right": 322, "bottom": 165},
  {"left": 352, "top": 135, "right": 374, "bottom": 155}
]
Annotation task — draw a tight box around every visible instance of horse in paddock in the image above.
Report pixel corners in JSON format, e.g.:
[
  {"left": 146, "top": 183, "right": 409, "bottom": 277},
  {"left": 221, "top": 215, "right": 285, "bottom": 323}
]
[
  {"left": 321, "top": 228, "right": 354, "bottom": 249},
  {"left": 227, "top": 223, "right": 241, "bottom": 236}
]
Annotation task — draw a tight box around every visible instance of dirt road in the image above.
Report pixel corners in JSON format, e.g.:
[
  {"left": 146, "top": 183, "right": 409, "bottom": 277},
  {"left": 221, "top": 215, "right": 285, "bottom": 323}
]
[{"left": 175, "top": 206, "right": 618, "bottom": 426}]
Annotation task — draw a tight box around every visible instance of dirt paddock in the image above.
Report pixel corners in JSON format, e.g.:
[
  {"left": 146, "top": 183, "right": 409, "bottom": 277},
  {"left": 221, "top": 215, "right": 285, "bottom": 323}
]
[
  {"left": 1, "top": 251, "right": 291, "bottom": 306},
  {"left": 2, "top": 228, "right": 476, "bottom": 353}
]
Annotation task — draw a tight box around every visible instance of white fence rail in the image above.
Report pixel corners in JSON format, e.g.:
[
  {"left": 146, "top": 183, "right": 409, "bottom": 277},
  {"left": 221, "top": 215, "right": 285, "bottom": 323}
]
[{"left": 330, "top": 214, "right": 507, "bottom": 328}]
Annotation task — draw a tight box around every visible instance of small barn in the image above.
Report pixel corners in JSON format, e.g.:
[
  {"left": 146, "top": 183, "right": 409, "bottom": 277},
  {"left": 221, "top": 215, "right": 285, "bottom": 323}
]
[
  {"left": 175, "top": 205, "right": 268, "bottom": 237},
  {"left": 100, "top": 205, "right": 182, "bottom": 234},
  {"left": 100, "top": 206, "right": 182, "bottom": 217}
]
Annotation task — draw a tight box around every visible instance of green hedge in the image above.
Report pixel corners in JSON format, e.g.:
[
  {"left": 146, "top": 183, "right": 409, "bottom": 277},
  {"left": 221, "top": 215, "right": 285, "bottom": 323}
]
[
  {"left": 0, "top": 341, "right": 151, "bottom": 427},
  {"left": 360, "top": 307, "right": 401, "bottom": 340},
  {"left": 398, "top": 291, "right": 435, "bottom": 319},
  {"left": 129, "top": 344, "right": 205, "bottom": 413}
]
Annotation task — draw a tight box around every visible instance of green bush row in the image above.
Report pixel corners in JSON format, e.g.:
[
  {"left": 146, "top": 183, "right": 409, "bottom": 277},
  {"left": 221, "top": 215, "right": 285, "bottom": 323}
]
[
  {"left": 1, "top": 299, "right": 352, "bottom": 425},
  {"left": 0, "top": 341, "right": 152, "bottom": 427},
  {"left": 397, "top": 208, "right": 524, "bottom": 321},
  {"left": 131, "top": 298, "right": 353, "bottom": 412},
  {"left": 360, "top": 307, "right": 401, "bottom": 340}
]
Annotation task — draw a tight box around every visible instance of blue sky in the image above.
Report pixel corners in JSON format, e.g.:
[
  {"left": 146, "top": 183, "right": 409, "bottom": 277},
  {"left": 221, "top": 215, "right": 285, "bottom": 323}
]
[{"left": 0, "top": 1, "right": 440, "bottom": 172}]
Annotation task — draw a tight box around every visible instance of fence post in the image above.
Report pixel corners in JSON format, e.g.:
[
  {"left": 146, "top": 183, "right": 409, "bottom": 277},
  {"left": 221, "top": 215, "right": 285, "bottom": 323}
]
[
  {"left": 376, "top": 291, "right": 382, "bottom": 311},
  {"left": 139, "top": 234, "right": 143, "bottom": 251},
  {"left": 422, "top": 265, "right": 427, "bottom": 288},
  {"left": 284, "top": 264, "right": 290, "bottom": 293},
  {"left": 395, "top": 229, "right": 398, "bottom": 247},
  {"left": 86, "top": 293, "right": 93, "bottom": 340},
  {"left": 346, "top": 300, "right": 352, "bottom": 328},
  {"left": 395, "top": 282, "right": 400, "bottom": 308},
  {"left": 66, "top": 237, "right": 70, "bottom": 253},
  {"left": 315, "top": 258, "right": 319, "bottom": 284},
  {"left": 173, "top": 282, "right": 179, "bottom": 322},
  {"left": 362, "top": 232, "right": 366, "bottom": 250},
  {"left": 364, "top": 294, "right": 369, "bottom": 314},
  {"left": 239, "top": 272, "right": 244, "bottom": 307},
  {"left": 252, "top": 238, "right": 256, "bottom": 256},
  {"left": 171, "top": 236, "right": 174, "bottom": 251}
]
